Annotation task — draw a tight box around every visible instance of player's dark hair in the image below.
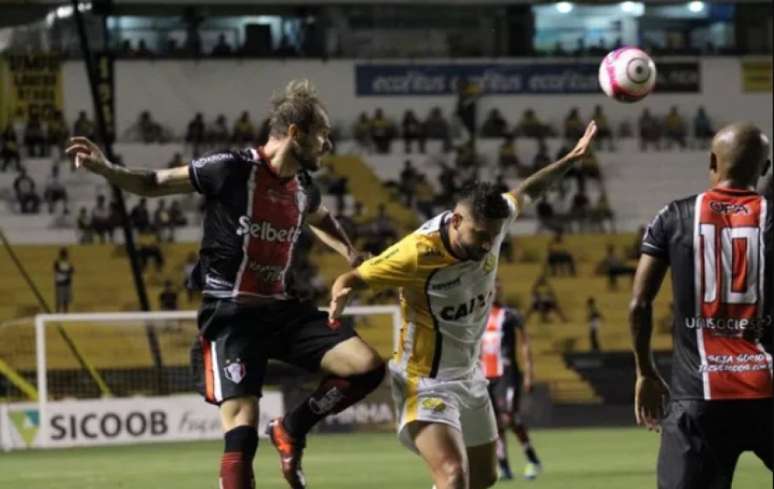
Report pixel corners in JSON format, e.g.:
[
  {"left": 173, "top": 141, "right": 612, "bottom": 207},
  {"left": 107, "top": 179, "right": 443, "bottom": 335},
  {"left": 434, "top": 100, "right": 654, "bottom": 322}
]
[
  {"left": 457, "top": 181, "right": 511, "bottom": 221},
  {"left": 269, "top": 79, "right": 327, "bottom": 137}
]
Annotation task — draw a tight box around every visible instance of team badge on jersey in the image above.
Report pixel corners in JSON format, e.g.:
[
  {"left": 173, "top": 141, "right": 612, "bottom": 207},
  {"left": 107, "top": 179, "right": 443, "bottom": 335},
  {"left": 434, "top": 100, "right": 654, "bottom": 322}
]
[
  {"left": 224, "top": 359, "right": 246, "bottom": 384},
  {"left": 483, "top": 253, "right": 496, "bottom": 273}
]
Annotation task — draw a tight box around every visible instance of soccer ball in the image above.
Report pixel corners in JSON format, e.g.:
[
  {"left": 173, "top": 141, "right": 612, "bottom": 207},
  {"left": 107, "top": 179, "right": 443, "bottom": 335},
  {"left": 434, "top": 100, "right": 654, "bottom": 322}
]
[{"left": 598, "top": 47, "right": 657, "bottom": 103}]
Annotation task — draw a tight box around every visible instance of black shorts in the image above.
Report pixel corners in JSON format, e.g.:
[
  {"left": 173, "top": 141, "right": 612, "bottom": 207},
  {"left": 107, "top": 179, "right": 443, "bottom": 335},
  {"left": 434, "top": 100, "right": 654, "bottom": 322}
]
[
  {"left": 190, "top": 298, "right": 357, "bottom": 405},
  {"left": 487, "top": 368, "right": 523, "bottom": 421},
  {"left": 657, "top": 398, "right": 773, "bottom": 489}
]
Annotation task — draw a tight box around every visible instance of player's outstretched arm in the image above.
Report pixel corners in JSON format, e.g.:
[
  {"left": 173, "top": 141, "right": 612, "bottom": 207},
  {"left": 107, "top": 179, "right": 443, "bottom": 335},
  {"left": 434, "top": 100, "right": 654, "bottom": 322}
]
[
  {"left": 509, "top": 121, "right": 597, "bottom": 210},
  {"left": 329, "top": 270, "right": 369, "bottom": 321},
  {"left": 307, "top": 205, "right": 369, "bottom": 267},
  {"left": 629, "top": 253, "right": 670, "bottom": 431},
  {"left": 66, "top": 137, "right": 194, "bottom": 197}
]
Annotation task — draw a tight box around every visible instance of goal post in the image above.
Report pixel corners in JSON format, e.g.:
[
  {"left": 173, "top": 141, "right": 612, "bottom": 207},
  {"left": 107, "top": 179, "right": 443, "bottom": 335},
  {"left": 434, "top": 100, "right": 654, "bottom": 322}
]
[{"left": 21, "top": 305, "right": 400, "bottom": 449}]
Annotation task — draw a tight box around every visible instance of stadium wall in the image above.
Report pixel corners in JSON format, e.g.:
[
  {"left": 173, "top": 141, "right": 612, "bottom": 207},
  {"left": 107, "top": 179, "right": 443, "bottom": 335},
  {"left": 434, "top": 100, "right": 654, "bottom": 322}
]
[{"left": 60, "top": 57, "right": 773, "bottom": 139}]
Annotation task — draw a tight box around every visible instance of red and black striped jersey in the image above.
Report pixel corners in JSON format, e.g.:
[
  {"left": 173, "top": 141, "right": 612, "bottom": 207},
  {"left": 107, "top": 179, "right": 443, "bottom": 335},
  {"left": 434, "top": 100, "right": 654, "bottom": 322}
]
[
  {"left": 642, "top": 187, "right": 773, "bottom": 400},
  {"left": 187, "top": 148, "right": 320, "bottom": 302}
]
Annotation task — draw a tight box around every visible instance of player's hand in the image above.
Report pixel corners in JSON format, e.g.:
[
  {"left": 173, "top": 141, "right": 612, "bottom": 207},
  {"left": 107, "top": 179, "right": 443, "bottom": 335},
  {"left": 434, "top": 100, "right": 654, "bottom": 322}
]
[
  {"left": 66, "top": 137, "right": 111, "bottom": 174},
  {"left": 328, "top": 287, "right": 353, "bottom": 322},
  {"left": 347, "top": 250, "right": 372, "bottom": 268},
  {"left": 634, "top": 374, "right": 669, "bottom": 432},
  {"left": 565, "top": 121, "right": 597, "bottom": 161}
]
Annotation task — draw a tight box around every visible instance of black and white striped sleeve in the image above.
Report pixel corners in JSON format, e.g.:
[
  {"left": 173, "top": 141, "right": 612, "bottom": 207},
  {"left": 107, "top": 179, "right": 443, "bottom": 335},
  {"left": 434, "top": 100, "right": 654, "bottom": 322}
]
[{"left": 641, "top": 205, "right": 671, "bottom": 262}]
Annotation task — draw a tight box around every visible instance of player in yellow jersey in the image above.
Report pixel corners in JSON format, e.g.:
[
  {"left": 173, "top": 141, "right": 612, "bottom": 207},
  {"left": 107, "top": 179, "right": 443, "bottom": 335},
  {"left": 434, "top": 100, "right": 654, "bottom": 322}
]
[{"left": 329, "top": 122, "right": 597, "bottom": 489}]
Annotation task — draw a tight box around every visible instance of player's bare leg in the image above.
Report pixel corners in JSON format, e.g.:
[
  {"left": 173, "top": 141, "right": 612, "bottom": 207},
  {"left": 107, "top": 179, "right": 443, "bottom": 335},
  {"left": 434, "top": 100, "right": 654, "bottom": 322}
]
[
  {"left": 467, "top": 441, "right": 499, "bottom": 489},
  {"left": 219, "top": 396, "right": 259, "bottom": 489},
  {"left": 412, "top": 422, "right": 469, "bottom": 489},
  {"left": 267, "top": 337, "right": 385, "bottom": 488}
]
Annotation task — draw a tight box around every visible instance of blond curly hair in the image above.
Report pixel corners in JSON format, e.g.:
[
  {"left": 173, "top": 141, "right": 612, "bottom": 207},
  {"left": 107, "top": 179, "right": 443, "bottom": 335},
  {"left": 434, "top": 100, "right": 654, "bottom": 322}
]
[{"left": 269, "top": 79, "right": 327, "bottom": 137}]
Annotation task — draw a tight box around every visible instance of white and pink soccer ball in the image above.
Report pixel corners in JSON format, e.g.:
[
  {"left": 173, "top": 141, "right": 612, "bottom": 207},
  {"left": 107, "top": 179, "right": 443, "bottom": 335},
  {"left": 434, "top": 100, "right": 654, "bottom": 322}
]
[{"left": 598, "top": 47, "right": 657, "bottom": 103}]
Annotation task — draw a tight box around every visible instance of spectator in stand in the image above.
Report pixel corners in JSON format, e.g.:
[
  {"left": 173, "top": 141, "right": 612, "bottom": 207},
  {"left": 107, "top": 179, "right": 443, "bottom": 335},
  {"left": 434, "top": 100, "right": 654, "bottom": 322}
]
[
  {"left": 493, "top": 174, "right": 509, "bottom": 195},
  {"left": 399, "top": 159, "right": 418, "bottom": 206},
  {"left": 53, "top": 247, "right": 75, "bottom": 313},
  {"left": 1, "top": 125, "right": 21, "bottom": 172},
  {"left": 183, "top": 252, "right": 199, "bottom": 303},
  {"left": 13, "top": 167, "right": 40, "bottom": 214},
  {"left": 563, "top": 107, "right": 585, "bottom": 141},
  {"left": 363, "top": 203, "right": 398, "bottom": 255},
  {"left": 120, "top": 39, "right": 137, "bottom": 57},
  {"left": 595, "top": 244, "right": 636, "bottom": 290},
  {"left": 498, "top": 136, "right": 524, "bottom": 177},
  {"left": 232, "top": 111, "right": 256, "bottom": 144},
  {"left": 424, "top": 107, "right": 452, "bottom": 152},
  {"left": 76, "top": 207, "right": 93, "bottom": 243},
  {"left": 256, "top": 117, "right": 271, "bottom": 146},
  {"left": 618, "top": 119, "right": 633, "bottom": 139},
  {"left": 525, "top": 274, "right": 568, "bottom": 324},
  {"left": 536, "top": 197, "right": 562, "bottom": 234},
  {"left": 589, "top": 192, "right": 615, "bottom": 233},
  {"left": 168, "top": 200, "right": 188, "bottom": 228},
  {"left": 639, "top": 108, "right": 661, "bottom": 151},
  {"left": 480, "top": 108, "right": 509, "bottom": 138},
  {"left": 153, "top": 199, "right": 174, "bottom": 242},
  {"left": 136, "top": 39, "right": 153, "bottom": 57},
  {"left": 72, "top": 111, "right": 95, "bottom": 140},
  {"left": 185, "top": 113, "right": 206, "bottom": 154},
  {"left": 592, "top": 105, "right": 614, "bottom": 151},
  {"left": 579, "top": 149, "right": 602, "bottom": 187},
  {"left": 570, "top": 188, "right": 590, "bottom": 232},
  {"left": 547, "top": 233, "right": 576, "bottom": 276},
  {"left": 159, "top": 280, "right": 178, "bottom": 310},
  {"left": 136, "top": 229, "right": 164, "bottom": 272},
  {"left": 43, "top": 165, "right": 68, "bottom": 214},
  {"left": 456, "top": 78, "right": 482, "bottom": 142},
  {"left": 208, "top": 114, "right": 229, "bottom": 147},
  {"left": 693, "top": 106, "right": 713, "bottom": 149},
  {"left": 437, "top": 163, "right": 457, "bottom": 208},
  {"left": 136, "top": 111, "right": 163, "bottom": 143},
  {"left": 370, "top": 108, "right": 395, "bottom": 154},
  {"left": 517, "top": 109, "right": 546, "bottom": 139},
  {"left": 91, "top": 194, "right": 113, "bottom": 243},
  {"left": 414, "top": 174, "right": 435, "bottom": 220},
  {"left": 352, "top": 112, "right": 372, "bottom": 152},
  {"left": 664, "top": 106, "right": 687, "bottom": 149},
  {"left": 130, "top": 197, "right": 151, "bottom": 233},
  {"left": 167, "top": 152, "right": 186, "bottom": 169},
  {"left": 587, "top": 297, "right": 602, "bottom": 352},
  {"left": 401, "top": 110, "right": 425, "bottom": 154},
  {"left": 46, "top": 110, "right": 69, "bottom": 159},
  {"left": 328, "top": 175, "right": 349, "bottom": 214},
  {"left": 24, "top": 111, "right": 47, "bottom": 157},
  {"left": 532, "top": 140, "right": 551, "bottom": 172},
  {"left": 211, "top": 33, "right": 233, "bottom": 56}
]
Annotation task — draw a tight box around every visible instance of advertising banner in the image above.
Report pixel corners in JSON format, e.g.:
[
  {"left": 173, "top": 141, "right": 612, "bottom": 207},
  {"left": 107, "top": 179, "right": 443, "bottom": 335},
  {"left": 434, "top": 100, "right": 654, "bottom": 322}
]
[
  {"left": 741, "top": 60, "right": 772, "bottom": 92},
  {"left": 355, "top": 61, "right": 700, "bottom": 96},
  {"left": 1, "top": 392, "right": 283, "bottom": 450},
  {"left": 0, "top": 54, "right": 64, "bottom": 124}
]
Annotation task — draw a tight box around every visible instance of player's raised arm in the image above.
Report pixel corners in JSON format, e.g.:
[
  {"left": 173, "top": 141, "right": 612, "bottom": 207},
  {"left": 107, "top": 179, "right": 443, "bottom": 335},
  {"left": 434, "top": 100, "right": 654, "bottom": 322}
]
[
  {"left": 307, "top": 204, "right": 369, "bottom": 267},
  {"left": 509, "top": 121, "right": 597, "bottom": 210},
  {"left": 629, "top": 253, "right": 670, "bottom": 431},
  {"left": 66, "top": 136, "right": 194, "bottom": 197}
]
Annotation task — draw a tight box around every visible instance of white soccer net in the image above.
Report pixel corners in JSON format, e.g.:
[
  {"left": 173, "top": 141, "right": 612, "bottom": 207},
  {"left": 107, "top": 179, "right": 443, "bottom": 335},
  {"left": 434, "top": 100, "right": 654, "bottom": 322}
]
[{"left": 15, "top": 305, "right": 400, "bottom": 449}]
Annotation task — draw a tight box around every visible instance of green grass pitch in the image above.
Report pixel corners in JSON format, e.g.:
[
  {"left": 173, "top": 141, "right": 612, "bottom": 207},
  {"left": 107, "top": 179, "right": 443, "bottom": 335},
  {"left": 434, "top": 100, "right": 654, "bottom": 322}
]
[{"left": 0, "top": 428, "right": 769, "bottom": 488}]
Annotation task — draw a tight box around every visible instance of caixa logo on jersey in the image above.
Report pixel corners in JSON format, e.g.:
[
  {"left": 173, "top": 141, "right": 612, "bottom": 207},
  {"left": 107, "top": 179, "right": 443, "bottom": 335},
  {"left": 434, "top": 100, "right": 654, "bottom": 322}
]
[{"left": 236, "top": 216, "right": 298, "bottom": 242}]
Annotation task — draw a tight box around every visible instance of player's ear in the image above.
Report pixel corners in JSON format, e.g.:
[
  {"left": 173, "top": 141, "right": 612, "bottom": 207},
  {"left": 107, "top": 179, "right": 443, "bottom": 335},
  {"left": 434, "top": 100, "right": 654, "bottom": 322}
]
[
  {"left": 287, "top": 123, "right": 300, "bottom": 140},
  {"left": 709, "top": 152, "right": 719, "bottom": 182}
]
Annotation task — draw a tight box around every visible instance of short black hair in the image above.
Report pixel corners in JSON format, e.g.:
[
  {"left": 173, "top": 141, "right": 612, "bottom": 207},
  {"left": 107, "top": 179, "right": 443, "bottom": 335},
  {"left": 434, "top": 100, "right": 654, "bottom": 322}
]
[{"left": 457, "top": 181, "right": 511, "bottom": 221}]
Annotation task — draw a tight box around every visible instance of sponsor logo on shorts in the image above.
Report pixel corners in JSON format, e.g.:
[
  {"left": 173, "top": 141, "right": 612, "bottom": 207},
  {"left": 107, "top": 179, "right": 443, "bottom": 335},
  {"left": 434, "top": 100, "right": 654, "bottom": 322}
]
[
  {"left": 421, "top": 398, "right": 447, "bottom": 413},
  {"left": 223, "top": 359, "right": 246, "bottom": 384},
  {"left": 236, "top": 216, "right": 298, "bottom": 242}
]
